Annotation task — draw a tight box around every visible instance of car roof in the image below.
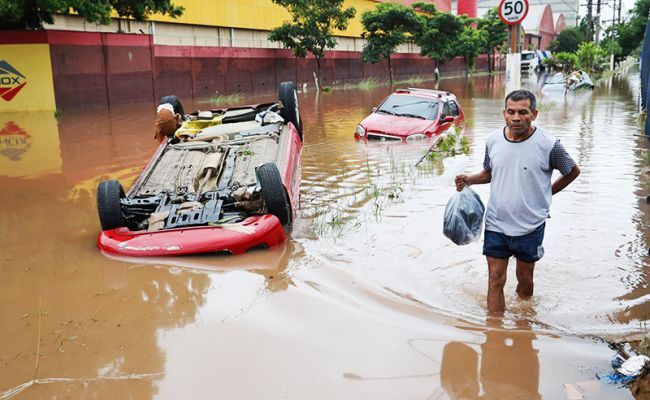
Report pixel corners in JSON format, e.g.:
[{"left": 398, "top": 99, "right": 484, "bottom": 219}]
[{"left": 393, "top": 88, "right": 458, "bottom": 101}]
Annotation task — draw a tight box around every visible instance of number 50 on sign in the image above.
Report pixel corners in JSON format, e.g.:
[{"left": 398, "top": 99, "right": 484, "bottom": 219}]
[{"left": 498, "top": 0, "right": 529, "bottom": 25}]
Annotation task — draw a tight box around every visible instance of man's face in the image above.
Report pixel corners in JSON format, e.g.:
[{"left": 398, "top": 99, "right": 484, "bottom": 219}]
[{"left": 503, "top": 98, "right": 538, "bottom": 137}]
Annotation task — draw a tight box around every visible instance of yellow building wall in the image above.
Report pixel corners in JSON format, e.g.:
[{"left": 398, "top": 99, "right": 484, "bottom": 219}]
[
  {"left": 0, "top": 44, "right": 56, "bottom": 112},
  {"left": 148, "top": 0, "right": 379, "bottom": 38}
]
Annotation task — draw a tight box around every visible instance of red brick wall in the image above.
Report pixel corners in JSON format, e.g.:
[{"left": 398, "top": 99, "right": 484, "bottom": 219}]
[{"left": 2, "top": 30, "right": 502, "bottom": 110}]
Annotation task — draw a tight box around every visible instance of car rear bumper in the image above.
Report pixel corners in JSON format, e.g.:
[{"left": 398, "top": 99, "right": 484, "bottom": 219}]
[{"left": 97, "top": 214, "right": 286, "bottom": 256}]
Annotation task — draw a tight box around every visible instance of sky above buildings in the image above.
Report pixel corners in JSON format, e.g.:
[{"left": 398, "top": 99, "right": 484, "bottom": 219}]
[{"left": 578, "top": 0, "right": 637, "bottom": 24}]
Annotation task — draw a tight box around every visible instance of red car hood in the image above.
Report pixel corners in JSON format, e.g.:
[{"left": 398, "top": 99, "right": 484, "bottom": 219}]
[{"left": 360, "top": 113, "right": 437, "bottom": 138}]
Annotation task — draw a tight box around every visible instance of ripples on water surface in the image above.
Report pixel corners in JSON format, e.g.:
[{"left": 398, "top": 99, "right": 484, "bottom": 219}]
[
  {"left": 0, "top": 71, "right": 645, "bottom": 399},
  {"left": 297, "top": 73, "right": 648, "bottom": 336}
]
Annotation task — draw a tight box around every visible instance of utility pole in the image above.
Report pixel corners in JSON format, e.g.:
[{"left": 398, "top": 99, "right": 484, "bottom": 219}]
[
  {"left": 587, "top": 0, "right": 594, "bottom": 42},
  {"left": 595, "top": 0, "right": 602, "bottom": 44},
  {"left": 609, "top": 0, "right": 617, "bottom": 69}
]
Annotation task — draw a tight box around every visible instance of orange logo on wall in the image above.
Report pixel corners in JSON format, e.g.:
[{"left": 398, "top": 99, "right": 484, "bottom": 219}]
[
  {"left": 0, "top": 121, "right": 32, "bottom": 161},
  {"left": 0, "top": 61, "right": 27, "bottom": 102}
]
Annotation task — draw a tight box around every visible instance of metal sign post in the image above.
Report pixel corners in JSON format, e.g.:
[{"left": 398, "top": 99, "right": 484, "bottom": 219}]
[{"left": 499, "top": 0, "right": 529, "bottom": 94}]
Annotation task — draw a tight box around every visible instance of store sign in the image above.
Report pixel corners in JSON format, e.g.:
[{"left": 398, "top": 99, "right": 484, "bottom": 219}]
[{"left": 0, "top": 60, "right": 27, "bottom": 102}]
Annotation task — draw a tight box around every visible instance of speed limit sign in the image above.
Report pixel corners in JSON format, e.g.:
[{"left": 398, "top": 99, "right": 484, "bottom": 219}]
[{"left": 498, "top": 0, "right": 529, "bottom": 25}]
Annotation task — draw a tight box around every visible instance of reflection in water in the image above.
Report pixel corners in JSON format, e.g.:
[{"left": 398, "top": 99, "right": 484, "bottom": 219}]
[
  {"left": 0, "top": 121, "right": 31, "bottom": 162},
  {"left": 104, "top": 240, "right": 303, "bottom": 294},
  {"left": 440, "top": 341, "right": 480, "bottom": 399},
  {"left": 0, "top": 112, "right": 61, "bottom": 177},
  {"left": 441, "top": 320, "right": 540, "bottom": 400}
]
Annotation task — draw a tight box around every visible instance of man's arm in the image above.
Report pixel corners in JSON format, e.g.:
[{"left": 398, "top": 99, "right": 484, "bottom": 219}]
[
  {"left": 552, "top": 164, "right": 580, "bottom": 195},
  {"left": 455, "top": 169, "right": 492, "bottom": 192}
]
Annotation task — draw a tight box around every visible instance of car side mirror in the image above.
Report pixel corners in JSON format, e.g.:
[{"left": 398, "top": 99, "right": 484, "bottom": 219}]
[
  {"left": 372, "top": 107, "right": 377, "bottom": 112},
  {"left": 442, "top": 116, "right": 455, "bottom": 123}
]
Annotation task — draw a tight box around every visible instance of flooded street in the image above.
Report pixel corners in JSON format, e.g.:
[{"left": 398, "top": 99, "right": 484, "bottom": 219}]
[{"left": 0, "top": 71, "right": 647, "bottom": 399}]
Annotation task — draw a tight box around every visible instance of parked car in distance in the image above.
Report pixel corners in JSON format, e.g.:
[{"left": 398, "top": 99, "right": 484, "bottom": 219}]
[
  {"left": 355, "top": 88, "right": 464, "bottom": 141},
  {"left": 521, "top": 50, "right": 552, "bottom": 74},
  {"left": 542, "top": 71, "right": 594, "bottom": 93},
  {"left": 96, "top": 82, "right": 303, "bottom": 256}
]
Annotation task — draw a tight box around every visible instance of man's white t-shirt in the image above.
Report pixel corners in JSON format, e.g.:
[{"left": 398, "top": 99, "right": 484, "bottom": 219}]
[{"left": 482, "top": 127, "right": 576, "bottom": 236}]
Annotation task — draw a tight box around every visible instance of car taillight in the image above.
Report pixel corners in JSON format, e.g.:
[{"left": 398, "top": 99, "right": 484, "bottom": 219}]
[{"left": 356, "top": 125, "right": 366, "bottom": 137}]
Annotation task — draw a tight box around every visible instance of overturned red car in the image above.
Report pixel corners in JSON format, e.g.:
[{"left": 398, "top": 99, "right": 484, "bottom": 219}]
[
  {"left": 355, "top": 88, "right": 464, "bottom": 141},
  {"left": 96, "top": 82, "right": 303, "bottom": 256}
]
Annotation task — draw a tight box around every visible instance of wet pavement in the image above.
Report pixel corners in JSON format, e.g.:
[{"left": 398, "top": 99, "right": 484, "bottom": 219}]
[{"left": 0, "top": 71, "right": 647, "bottom": 399}]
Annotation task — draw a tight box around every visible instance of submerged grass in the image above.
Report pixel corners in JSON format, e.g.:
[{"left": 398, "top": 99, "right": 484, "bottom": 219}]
[
  {"left": 427, "top": 126, "right": 469, "bottom": 162},
  {"left": 306, "top": 128, "right": 470, "bottom": 239},
  {"left": 338, "top": 77, "right": 385, "bottom": 91},
  {"left": 208, "top": 93, "right": 243, "bottom": 107},
  {"left": 537, "top": 102, "right": 556, "bottom": 112},
  {"left": 395, "top": 76, "right": 426, "bottom": 85},
  {"left": 328, "top": 72, "right": 467, "bottom": 93},
  {"left": 643, "top": 149, "right": 650, "bottom": 166}
]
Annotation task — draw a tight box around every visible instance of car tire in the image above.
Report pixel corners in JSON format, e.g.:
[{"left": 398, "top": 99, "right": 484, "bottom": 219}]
[
  {"left": 97, "top": 180, "right": 126, "bottom": 230},
  {"left": 159, "top": 95, "right": 185, "bottom": 116},
  {"left": 256, "top": 163, "right": 291, "bottom": 226},
  {"left": 278, "top": 81, "right": 303, "bottom": 141}
]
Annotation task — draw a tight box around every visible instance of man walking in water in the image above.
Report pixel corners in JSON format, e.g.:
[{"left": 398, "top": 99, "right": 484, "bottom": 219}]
[{"left": 455, "top": 90, "right": 580, "bottom": 314}]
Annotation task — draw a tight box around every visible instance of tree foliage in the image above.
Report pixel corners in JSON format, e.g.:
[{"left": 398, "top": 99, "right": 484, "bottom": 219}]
[
  {"left": 360, "top": 3, "right": 419, "bottom": 82},
  {"left": 549, "top": 26, "right": 586, "bottom": 53},
  {"left": 268, "top": 0, "right": 356, "bottom": 89},
  {"left": 615, "top": 0, "right": 650, "bottom": 59},
  {"left": 476, "top": 8, "right": 507, "bottom": 72},
  {"left": 457, "top": 21, "right": 489, "bottom": 74},
  {"left": 554, "top": 51, "right": 579, "bottom": 71},
  {"left": 412, "top": 3, "right": 464, "bottom": 62},
  {"left": 0, "top": 0, "right": 183, "bottom": 30},
  {"left": 575, "top": 41, "right": 608, "bottom": 72}
]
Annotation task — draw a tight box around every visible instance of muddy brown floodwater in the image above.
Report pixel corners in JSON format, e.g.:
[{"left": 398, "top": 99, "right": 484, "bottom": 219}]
[{"left": 0, "top": 71, "right": 647, "bottom": 399}]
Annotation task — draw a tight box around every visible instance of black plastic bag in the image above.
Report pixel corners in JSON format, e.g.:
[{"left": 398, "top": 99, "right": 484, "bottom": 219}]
[{"left": 443, "top": 187, "right": 485, "bottom": 245}]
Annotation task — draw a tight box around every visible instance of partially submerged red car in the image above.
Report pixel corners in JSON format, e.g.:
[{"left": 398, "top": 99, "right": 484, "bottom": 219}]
[
  {"left": 355, "top": 88, "right": 464, "bottom": 141},
  {"left": 96, "top": 82, "right": 303, "bottom": 256}
]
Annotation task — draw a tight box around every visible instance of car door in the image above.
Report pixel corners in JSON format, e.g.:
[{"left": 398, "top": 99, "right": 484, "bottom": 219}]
[
  {"left": 448, "top": 100, "right": 462, "bottom": 126},
  {"left": 438, "top": 101, "right": 453, "bottom": 133}
]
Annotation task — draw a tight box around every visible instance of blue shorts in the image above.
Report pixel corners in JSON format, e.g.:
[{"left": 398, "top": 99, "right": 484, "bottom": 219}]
[{"left": 483, "top": 223, "right": 546, "bottom": 262}]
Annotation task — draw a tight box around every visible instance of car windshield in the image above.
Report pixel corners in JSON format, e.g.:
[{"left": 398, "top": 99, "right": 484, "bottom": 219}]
[
  {"left": 521, "top": 52, "right": 535, "bottom": 60},
  {"left": 376, "top": 95, "right": 439, "bottom": 120}
]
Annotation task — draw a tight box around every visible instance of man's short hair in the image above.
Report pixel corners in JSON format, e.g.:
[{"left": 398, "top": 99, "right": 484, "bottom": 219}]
[{"left": 505, "top": 90, "right": 537, "bottom": 111}]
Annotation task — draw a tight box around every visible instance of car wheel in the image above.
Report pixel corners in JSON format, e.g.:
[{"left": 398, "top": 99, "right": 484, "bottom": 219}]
[
  {"left": 97, "top": 180, "right": 126, "bottom": 230},
  {"left": 256, "top": 163, "right": 291, "bottom": 226},
  {"left": 159, "top": 95, "right": 185, "bottom": 116},
  {"left": 278, "top": 81, "right": 303, "bottom": 141}
]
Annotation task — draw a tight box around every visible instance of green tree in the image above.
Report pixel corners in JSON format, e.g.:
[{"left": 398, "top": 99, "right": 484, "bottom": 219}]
[
  {"left": 615, "top": 0, "right": 650, "bottom": 59},
  {"left": 412, "top": 3, "right": 464, "bottom": 62},
  {"left": 575, "top": 41, "right": 608, "bottom": 73},
  {"left": 456, "top": 21, "right": 488, "bottom": 76},
  {"left": 554, "top": 51, "right": 579, "bottom": 71},
  {"left": 269, "top": 0, "right": 356, "bottom": 91},
  {"left": 0, "top": 0, "right": 183, "bottom": 30},
  {"left": 476, "top": 8, "right": 507, "bottom": 73},
  {"left": 360, "top": 3, "right": 420, "bottom": 83},
  {"left": 549, "top": 26, "right": 586, "bottom": 53},
  {"left": 600, "top": 34, "right": 623, "bottom": 60}
]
